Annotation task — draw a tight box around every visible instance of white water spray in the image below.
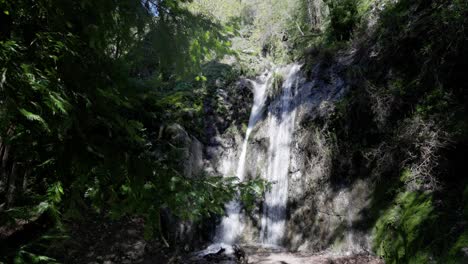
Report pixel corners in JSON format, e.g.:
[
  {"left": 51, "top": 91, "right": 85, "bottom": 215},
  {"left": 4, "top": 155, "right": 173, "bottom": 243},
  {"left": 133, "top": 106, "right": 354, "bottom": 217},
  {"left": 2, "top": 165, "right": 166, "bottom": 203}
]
[
  {"left": 203, "top": 64, "right": 303, "bottom": 255},
  {"left": 260, "top": 63, "right": 302, "bottom": 246},
  {"left": 210, "top": 71, "right": 271, "bottom": 251}
]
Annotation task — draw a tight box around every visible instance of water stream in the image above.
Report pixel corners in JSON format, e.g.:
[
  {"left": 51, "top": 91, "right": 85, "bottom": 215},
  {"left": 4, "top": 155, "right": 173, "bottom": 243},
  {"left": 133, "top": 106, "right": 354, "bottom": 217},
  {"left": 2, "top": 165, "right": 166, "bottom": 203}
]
[
  {"left": 205, "top": 64, "right": 303, "bottom": 254},
  {"left": 260, "top": 64, "right": 301, "bottom": 246},
  {"left": 215, "top": 70, "right": 271, "bottom": 246}
]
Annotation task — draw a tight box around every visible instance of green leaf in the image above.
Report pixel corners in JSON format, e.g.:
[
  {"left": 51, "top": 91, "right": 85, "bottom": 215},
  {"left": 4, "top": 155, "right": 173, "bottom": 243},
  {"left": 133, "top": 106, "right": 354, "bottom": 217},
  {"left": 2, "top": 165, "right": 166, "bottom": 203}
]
[
  {"left": 36, "top": 201, "right": 50, "bottom": 214},
  {"left": 44, "top": 182, "right": 64, "bottom": 206},
  {"left": 19, "top": 108, "right": 49, "bottom": 130},
  {"left": 47, "top": 92, "right": 69, "bottom": 114}
]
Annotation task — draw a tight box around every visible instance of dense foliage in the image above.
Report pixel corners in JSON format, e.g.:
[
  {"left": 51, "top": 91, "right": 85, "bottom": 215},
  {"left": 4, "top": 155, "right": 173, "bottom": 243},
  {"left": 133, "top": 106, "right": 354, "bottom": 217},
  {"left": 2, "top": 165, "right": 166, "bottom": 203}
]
[
  {"left": 1, "top": 0, "right": 467, "bottom": 263},
  {"left": 325, "top": 0, "right": 468, "bottom": 263},
  {"left": 0, "top": 0, "right": 265, "bottom": 262}
]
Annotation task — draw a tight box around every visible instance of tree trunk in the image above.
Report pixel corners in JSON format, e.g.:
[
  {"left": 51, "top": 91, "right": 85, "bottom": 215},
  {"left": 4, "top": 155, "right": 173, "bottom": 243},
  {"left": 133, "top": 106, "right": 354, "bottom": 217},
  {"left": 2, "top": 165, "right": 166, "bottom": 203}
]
[
  {"left": 1, "top": 143, "right": 10, "bottom": 190},
  {"left": 5, "top": 162, "right": 18, "bottom": 208},
  {"left": 19, "top": 167, "right": 30, "bottom": 195}
]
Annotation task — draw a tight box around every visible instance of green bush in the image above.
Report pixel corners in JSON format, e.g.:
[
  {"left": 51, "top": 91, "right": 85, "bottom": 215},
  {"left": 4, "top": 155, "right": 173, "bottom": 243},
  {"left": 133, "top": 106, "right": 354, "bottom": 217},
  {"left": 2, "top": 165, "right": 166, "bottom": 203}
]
[
  {"left": 373, "top": 191, "right": 435, "bottom": 264},
  {"left": 325, "top": 0, "right": 360, "bottom": 41},
  {"left": 446, "top": 230, "right": 468, "bottom": 264}
]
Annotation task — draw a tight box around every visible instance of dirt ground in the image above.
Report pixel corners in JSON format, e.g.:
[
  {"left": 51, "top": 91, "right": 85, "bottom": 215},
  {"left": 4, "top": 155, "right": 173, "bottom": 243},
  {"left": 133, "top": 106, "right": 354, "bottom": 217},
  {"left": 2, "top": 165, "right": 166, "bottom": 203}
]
[{"left": 52, "top": 215, "right": 384, "bottom": 264}]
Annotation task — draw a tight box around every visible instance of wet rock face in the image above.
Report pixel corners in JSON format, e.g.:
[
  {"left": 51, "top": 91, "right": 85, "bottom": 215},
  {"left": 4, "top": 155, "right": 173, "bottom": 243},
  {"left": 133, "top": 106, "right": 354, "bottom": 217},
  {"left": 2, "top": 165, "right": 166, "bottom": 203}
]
[
  {"left": 204, "top": 54, "right": 375, "bottom": 253},
  {"left": 288, "top": 60, "right": 377, "bottom": 253},
  {"left": 236, "top": 60, "right": 371, "bottom": 252},
  {"left": 202, "top": 78, "right": 255, "bottom": 177},
  {"left": 281, "top": 61, "right": 374, "bottom": 253},
  {"left": 204, "top": 79, "right": 254, "bottom": 147}
]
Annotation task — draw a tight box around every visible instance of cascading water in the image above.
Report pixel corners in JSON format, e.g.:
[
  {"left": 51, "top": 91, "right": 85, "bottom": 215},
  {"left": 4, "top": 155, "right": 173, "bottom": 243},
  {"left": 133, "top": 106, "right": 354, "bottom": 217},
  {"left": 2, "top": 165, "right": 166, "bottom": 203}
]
[
  {"left": 203, "top": 64, "right": 303, "bottom": 255},
  {"left": 204, "top": 71, "right": 271, "bottom": 254},
  {"left": 260, "top": 64, "right": 302, "bottom": 246},
  {"left": 196, "top": 51, "right": 374, "bottom": 262}
]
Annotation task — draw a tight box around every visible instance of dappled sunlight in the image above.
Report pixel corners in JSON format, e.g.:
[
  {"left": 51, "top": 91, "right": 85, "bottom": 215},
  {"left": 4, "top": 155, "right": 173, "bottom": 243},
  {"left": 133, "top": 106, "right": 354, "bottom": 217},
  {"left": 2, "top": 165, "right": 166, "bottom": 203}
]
[{"left": 1, "top": 0, "right": 466, "bottom": 263}]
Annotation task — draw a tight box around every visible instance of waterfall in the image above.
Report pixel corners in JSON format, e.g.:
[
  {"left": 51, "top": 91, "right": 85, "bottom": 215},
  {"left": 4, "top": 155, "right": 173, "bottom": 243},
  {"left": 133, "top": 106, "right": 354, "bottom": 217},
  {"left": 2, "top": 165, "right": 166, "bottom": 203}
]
[
  {"left": 212, "top": 70, "right": 271, "bottom": 249},
  {"left": 260, "top": 63, "right": 302, "bottom": 246},
  {"left": 202, "top": 64, "right": 303, "bottom": 255}
]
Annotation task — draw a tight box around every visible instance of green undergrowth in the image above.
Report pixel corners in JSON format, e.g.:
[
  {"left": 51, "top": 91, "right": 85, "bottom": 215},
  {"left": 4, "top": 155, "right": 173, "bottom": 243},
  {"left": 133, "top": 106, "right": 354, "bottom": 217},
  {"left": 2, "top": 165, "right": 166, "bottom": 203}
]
[
  {"left": 446, "top": 230, "right": 468, "bottom": 264},
  {"left": 154, "top": 87, "right": 205, "bottom": 137},
  {"left": 373, "top": 190, "right": 435, "bottom": 264},
  {"left": 325, "top": 1, "right": 468, "bottom": 263},
  {"left": 372, "top": 183, "right": 468, "bottom": 264}
]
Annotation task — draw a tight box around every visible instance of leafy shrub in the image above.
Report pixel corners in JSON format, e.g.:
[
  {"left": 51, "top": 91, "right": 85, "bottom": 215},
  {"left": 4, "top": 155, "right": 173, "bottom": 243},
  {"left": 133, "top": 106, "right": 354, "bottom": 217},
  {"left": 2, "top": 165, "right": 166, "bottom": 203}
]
[
  {"left": 325, "top": 0, "right": 360, "bottom": 41},
  {"left": 373, "top": 191, "right": 435, "bottom": 264},
  {"left": 446, "top": 230, "right": 468, "bottom": 264}
]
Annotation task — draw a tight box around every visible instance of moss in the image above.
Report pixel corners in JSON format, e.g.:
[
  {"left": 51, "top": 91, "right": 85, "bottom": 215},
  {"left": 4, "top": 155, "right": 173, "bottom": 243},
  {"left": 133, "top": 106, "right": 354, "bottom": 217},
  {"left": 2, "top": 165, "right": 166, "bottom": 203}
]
[
  {"left": 241, "top": 122, "right": 248, "bottom": 135},
  {"left": 267, "top": 72, "right": 284, "bottom": 100}
]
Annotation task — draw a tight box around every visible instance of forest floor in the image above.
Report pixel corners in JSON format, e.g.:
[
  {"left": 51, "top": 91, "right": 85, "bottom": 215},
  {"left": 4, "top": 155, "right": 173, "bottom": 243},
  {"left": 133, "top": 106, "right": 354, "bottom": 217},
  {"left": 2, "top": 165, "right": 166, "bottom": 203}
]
[
  {"left": 55, "top": 214, "right": 384, "bottom": 264},
  {"left": 246, "top": 252, "right": 384, "bottom": 264}
]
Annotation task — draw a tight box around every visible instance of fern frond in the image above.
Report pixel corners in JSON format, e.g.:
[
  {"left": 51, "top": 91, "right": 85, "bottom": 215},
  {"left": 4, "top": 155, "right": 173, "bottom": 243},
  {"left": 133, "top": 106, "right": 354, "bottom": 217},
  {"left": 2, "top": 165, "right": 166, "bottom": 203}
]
[
  {"left": 47, "top": 92, "right": 69, "bottom": 114},
  {"left": 19, "top": 108, "right": 50, "bottom": 131}
]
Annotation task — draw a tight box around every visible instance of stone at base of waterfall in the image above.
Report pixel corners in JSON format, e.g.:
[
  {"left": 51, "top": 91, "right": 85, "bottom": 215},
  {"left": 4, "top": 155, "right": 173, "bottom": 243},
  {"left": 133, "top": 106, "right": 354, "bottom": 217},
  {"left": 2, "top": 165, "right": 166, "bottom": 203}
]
[
  {"left": 197, "top": 243, "right": 234, "bottom": 255},
  {"left": 192, "top": 244, "right": 247, "bottom": 264}
]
